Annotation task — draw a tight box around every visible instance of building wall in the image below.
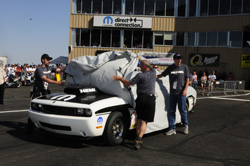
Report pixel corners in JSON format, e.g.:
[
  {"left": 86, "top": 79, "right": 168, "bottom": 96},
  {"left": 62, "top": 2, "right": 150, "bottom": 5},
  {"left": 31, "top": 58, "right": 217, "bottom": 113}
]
[{"left": 68, "top": 2, "right": 250, "bottom": 82}]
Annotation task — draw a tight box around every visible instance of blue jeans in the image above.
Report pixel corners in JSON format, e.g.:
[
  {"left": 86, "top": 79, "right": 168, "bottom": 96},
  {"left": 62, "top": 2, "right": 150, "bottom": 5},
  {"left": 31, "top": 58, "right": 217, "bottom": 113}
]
[{"left": 168, "top": 94, "right": 188, "bottom": 130}]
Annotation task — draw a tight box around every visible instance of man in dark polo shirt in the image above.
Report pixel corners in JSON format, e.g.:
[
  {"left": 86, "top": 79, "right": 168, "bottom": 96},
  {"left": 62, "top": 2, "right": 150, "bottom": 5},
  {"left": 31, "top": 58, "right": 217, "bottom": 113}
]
[
  {"left": 113, "top": 59, "right": 156, "bottom": 150},
  {"left": 157, "top": 53, "right": 190, "bottom": 135},
  {"left": 32, "top": 54, "right": 66, "bottom": 99}
]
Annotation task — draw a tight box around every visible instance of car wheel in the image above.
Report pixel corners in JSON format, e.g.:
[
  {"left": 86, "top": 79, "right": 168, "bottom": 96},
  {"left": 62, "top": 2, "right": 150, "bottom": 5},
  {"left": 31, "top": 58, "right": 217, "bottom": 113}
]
[{"left": 103, "top": 111, "right": 128, "bottom": 146}]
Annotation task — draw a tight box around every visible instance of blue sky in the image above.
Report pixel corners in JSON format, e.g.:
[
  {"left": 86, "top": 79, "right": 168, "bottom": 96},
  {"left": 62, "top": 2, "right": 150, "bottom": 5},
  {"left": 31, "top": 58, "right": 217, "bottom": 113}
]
[{"left": 0, "top": 0, "right": 70, "bottom": 65}]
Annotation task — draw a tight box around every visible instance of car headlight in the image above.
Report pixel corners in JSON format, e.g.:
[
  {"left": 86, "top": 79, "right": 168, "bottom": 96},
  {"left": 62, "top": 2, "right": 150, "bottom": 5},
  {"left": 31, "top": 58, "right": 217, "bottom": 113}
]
[
  {"left": 76, "top": 108, "right": 92, "bottom": 117},
  {"left": 30, "top": 102, "right": 43, "bottom": 111}
]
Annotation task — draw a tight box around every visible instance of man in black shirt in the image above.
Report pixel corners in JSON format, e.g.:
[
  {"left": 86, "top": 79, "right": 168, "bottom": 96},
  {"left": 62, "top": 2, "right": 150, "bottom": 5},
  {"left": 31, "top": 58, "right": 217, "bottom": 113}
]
[
  {"left": 157, "top": 54, "right": 190, "bottom": 135},
  {"left": 32, "top": 54, "right": 66, "bottom": 99}
]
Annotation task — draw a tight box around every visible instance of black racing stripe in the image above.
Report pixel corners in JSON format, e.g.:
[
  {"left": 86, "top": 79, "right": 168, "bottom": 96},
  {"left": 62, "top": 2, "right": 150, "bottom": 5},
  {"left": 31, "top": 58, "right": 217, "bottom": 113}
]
[{"left": 95, "top": 104, "right": 131, "bottom": 114}]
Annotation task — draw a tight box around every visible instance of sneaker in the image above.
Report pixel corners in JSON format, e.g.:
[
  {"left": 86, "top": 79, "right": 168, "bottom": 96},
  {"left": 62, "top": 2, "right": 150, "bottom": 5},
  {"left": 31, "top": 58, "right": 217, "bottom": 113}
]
[
  {"left": 165, "top": 129, "right": 176, "bottom": 136},
  {"left": 134, "top": 139, "right": 142, "bottom": 150},
  {"left": 184, "top": 125, "right": 189, "bottom": 134}
]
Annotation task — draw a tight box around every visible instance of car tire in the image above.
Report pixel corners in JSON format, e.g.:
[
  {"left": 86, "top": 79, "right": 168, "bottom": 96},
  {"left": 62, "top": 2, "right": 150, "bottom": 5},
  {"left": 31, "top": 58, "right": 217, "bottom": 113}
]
[{"left": 103, "top": 111, "right": 128, "bottom": 146}]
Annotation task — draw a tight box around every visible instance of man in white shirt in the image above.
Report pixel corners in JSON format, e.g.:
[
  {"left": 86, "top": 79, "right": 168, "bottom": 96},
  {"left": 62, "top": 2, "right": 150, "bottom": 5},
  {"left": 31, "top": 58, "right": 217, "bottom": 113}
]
[{"left": 208, "top": 71, "right": 216, "bottom": 96}]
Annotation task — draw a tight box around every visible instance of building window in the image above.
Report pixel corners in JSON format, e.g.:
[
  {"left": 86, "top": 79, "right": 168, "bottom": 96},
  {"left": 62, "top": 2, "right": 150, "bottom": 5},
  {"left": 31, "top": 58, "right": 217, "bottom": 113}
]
[
  {"left": 112, "top": 30, "right": 120, "bottom": 47},
  {"left": 200, "top": 0, "right": 208, "bottom": 16},
  {"left": 176, "top": 32, "right": 185, "bottom": 46},
  {"left": 178, "top": 0, "right": 186, "bottom": 17},
  {"left": 91, "top": 29, "right": 101, "bottom": 47},
  {"left": 231, "top": 0, "right": 242, "bottom": 14},
  {"left": 198, "top": 32, "right": 206, "bottom": 46},
  {"left": 145, "top": 0, "right": 155, "bottom": 15},
  {"left": 156, "top": 0, "right": 165, "bottom": 16},
  {"left": 101, "top": 30, "right": 111, "bottom": 47},
  {"left": 133, "top": 31, "right": 143, "bottom": 48},
  {"left": 125, "top": 0, "right": 134, "bottom": 15},
  {"left": 154, "top": 32, "right": 164, "bottom": 45},
  {"left": 209, "top": 0, "right": 219, "bottom": 16},
  {"left": 230, "top": 31, "right": 242, "bottom": 48},
  {"left": 207, "top": 32, "right": 217, "bottom": 46},
  {"left": 218, "top": 32, "right": 228, "bottom": 46},
  {"left": 113, "top": 0, "right": 121, "bottom": 14},
  {"left": 187, "top": 32, "right": 195, "bottom": 46},
  {"left": 144, "top": 31, "right": 153, "bottom": 48},
  {"left": 134, "top": 0, "right": 144, "bottom": 15},
  {"left": 82, "top": 0, "right": 92, "bottom": 13},
  {"left": 219, "top": 0, "right": 230, "bottom": 15},
  {"left": 124, "top": 30, "right": 132, "bottom": 48},
  {"left": 103, "top": 0, "right": 113, "bottom": 14},
  {"left": 93, "top": 0, "right": 102, "bottom": 14},
  {"left": 166, "top": 0, "right": 175, "bottom": 16},
  {"left": 189, "top": 0, "right": 197, "bottom": 17},
  {"left": 81, "top": 29, "right": 90, "bottom": 46},
  {"left": 243, "top": 0, "right": 250, "bottom": 13},
  {"left": 243, "top": 31, "right": 250, "bottom": 48},
  {"left": 164, "top": 32, "right": 174, "bottom": 45}
]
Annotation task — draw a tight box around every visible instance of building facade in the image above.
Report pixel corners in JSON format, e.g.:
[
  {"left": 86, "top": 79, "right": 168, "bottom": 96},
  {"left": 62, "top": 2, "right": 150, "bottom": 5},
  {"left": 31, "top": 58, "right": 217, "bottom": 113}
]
[{"left": 69, "top": 0, "right": 250, "bottom": 83}]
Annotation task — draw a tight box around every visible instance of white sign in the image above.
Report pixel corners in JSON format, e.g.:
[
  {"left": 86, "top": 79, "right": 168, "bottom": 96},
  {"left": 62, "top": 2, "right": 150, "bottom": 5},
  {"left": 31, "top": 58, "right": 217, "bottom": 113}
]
[{"left": 93, "top": 16, "right": 152, "bottom": 29}]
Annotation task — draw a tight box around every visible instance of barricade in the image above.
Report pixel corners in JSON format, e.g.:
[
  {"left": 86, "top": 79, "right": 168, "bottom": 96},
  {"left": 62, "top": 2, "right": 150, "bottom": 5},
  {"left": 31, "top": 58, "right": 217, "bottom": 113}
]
[{"left": 224, "top": 81, "right": 245, "bottom": 95}]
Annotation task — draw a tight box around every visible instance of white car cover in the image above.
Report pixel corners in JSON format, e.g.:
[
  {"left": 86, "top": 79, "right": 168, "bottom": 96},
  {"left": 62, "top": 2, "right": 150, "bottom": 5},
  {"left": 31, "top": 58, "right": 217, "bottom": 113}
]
[{"left": 65, "top": 50, "right": 181, "bottom": 133}]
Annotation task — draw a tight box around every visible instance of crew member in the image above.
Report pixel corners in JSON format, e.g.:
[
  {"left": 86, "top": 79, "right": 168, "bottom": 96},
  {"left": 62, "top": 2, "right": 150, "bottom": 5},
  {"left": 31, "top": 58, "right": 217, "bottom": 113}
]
[
  {"left": 157, "top": 54, "right": 190, "bottom": 135},
  {"left": 113, "top": 58, "right": 156, "bottom": 150}
]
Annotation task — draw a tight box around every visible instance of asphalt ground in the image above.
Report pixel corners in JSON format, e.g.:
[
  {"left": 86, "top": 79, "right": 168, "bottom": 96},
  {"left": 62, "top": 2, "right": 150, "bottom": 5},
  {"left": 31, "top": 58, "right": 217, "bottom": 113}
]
[{"left": 1, "top": 84, "right": 250, "bottom": 166}]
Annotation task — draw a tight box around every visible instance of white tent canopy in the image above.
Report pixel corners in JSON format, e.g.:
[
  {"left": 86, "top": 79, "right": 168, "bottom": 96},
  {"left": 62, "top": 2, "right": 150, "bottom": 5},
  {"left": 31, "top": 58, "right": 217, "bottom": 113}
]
[{"left": 50, "top": 56, "right": 68, "bottom": 64}]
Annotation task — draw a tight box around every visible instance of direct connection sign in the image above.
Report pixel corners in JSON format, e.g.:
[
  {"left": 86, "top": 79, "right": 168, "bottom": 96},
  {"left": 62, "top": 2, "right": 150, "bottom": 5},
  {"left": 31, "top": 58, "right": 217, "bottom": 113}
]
[{"left": 93, "top": 16, "right": 152, "bottom": 29}]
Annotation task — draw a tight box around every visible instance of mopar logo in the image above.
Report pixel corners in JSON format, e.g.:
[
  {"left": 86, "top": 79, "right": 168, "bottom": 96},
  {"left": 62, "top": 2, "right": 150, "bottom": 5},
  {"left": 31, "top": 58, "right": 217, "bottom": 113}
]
[
  {"left": 97, "top": 117, "right": 103, "bottom": 124},
  {"left": 103, "top": 16, "right": 113, "bottom": 24}
]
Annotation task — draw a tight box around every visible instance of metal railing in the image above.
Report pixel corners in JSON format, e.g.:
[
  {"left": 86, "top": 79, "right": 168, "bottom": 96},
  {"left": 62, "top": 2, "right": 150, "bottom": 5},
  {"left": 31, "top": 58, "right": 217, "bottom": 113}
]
[{"left": 196, "top": 80, "right": 246, "bottom": 96}]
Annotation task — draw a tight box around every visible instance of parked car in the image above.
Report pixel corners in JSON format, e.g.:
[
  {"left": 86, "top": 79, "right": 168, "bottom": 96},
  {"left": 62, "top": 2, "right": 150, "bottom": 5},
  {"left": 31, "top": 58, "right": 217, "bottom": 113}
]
[{"left": 28, "top": 51, "right": 197, "bottom": 145}]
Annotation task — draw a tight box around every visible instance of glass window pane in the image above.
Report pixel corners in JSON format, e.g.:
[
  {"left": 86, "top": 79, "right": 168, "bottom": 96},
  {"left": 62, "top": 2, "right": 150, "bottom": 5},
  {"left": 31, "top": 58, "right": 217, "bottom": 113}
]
[
  {"left": 93, "top": 0, "right": 102, "bottom": 14},
  {"left": 178, "top": 0, "right": 186, "bottom": 17},
  {"left": 209, "top": 0, "right": 219, "bottom": 15},
  {"left": 166, "top": 0, "right": 174, "bottom": 16},
  {"left": 187, "top": 32, "right": 195, "bottom": 46},
  {"left": 101, "top": 30, "right": 111, "bottom": 47},
  {"left": 82, "top": 0, "right": 91, "bottom": 13},
  {"left": 81, "top": 29, "right": 90, "bottom": 46},
  {"left": 103, "top": 0, "right": 112, "bottom": 14},
  {"left": 76, "top": 0, "right": 81, "bottom": 13},
  {"left": 124, "top": 30, "right": 132, "bottom": 48},
  {"left": 243, "top": 31, "right": 250, "bottom": 47},
  {"left": 207, "top": 32, "right": 217, "bottom": 46},
  {"left": 75, "top": 29, "right": 80, "bottom": 46},
  {"left": 133, "top": 31, "right": 143, "bottom": 48},
  {"left": 199, "top": 32, "right": 206, "bottom": 46},
  {"left": 125, "top": 0, "right": 134, "bottom": 15},
  {"left": 134, "top": 0, "right": 144, "bottom": 15},
  {"left": 218, "top": 32, "right": 228, "bottom": 46},
  {"left": 112, "top": 30, "right": 120, "bottom": 47},
  {"left": 145, "top": 0, "right": 155, "bottom": 15},
  {"left": 231, "top": 0, "right": 242, "bottom": 14},
  {"left": 156, "top": 0, "right": 165, "bottom": 16},
  {"left": 189, "top": 0, "right": 196, "bottom": 17},
  {"left": 176, "top": 32, "right": 184, "bottom": 46},
  {"left": 114, "top": 0, "right": 121, "bottom": 14},
  {"left": 230, "top": 31, "right": 242, "bottom": 47},
  {"left": 91, "top": 29, "right": 100, "bottom": 47},
  {"left": 154, "top": 32, "right": 164, "bottom": 45},
  {"left": 219, "top": 0, "right": 230, "bottom": 15},
  {"left": 143, "top": 31, "right": 153, "bottom": 48},
  {"left": 164, "top": 32, "right": 174, "bottom": 45},
  {"left": 200, "top": 0, "right": 208, "bottom": 16},
  {"left": 243, "top": 0, "right": 250, "bottom": 13}
]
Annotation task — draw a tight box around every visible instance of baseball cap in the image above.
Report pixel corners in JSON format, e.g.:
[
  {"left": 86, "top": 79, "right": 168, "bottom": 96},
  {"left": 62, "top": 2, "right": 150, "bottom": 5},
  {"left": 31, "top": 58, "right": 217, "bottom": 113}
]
[
  {"left": 173, "top": 54, "right": 182, "bottom": 59},
  {"left": 41, "top": 54, "right": 53, "bottom": 60}
]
